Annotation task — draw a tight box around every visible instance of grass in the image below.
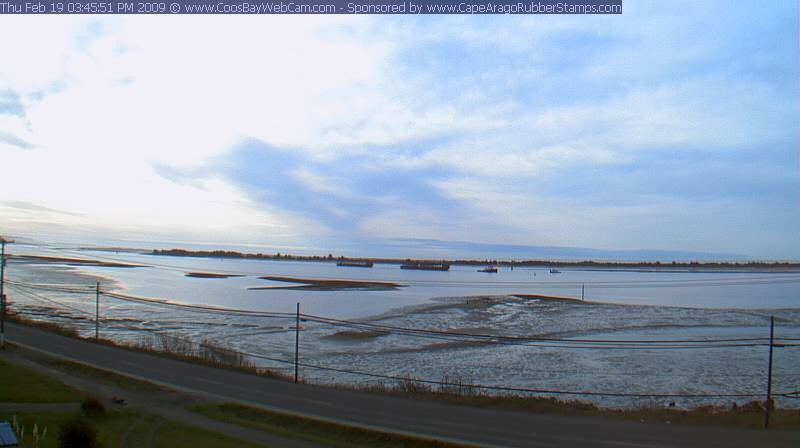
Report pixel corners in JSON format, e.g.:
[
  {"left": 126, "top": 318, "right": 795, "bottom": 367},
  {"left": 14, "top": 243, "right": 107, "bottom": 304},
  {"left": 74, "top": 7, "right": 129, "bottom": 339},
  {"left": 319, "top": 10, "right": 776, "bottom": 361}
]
[
  {"left": 153, "top": 420, "right": 264, "bottom": 448},
  {"left": 349, "top": 378, "right": 800, "bottom": 429},
  {"left": 0, "top": 358, "right": 263, "bottom": 448},
  {"left": 190, "top": 403, "right": 469, "bottom": 448},
  {"left": 0, "top": 410, "right": 137, "bottom": 448},
  {"left": 0, "top": 359, "right": 83, "bottom": 403},
  {"left": 47, "top": 359, "right": 164, "bottom": 394},
  {"left": 1, "top": 410, "right": 265, "bottom": 448},
  {"left": 8, "top": 313, "right": 290, "bottom": 381},
  {"left": 7, "top": 317, "right": 799, "bottom": 430},
  {"left": 616, "top": 402, "right": 800, "bottom": 429}
]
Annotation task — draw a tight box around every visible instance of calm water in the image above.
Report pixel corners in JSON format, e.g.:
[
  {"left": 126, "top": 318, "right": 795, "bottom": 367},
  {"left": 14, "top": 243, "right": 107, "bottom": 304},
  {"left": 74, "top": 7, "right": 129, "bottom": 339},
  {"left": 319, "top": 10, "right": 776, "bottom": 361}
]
[
  {"left": 6, "top": 243, "right": 800, "bottom": 408},
  {"left": 12, "top": 244, "right": 800, "bottom": 317}
]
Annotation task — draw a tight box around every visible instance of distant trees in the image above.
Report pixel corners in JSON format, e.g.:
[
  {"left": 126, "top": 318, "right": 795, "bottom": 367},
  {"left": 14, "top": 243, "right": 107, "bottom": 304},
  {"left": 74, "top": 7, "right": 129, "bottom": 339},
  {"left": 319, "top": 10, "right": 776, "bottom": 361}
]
[{"left": 149, "top": 249, "right": 800, "bottom": 270}]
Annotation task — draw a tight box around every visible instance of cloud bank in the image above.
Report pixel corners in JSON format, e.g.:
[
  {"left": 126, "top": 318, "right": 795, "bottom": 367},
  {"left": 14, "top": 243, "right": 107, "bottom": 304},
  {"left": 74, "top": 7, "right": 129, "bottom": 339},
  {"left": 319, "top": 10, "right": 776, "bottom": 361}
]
[{"left": 0, "top": 3, "right": 797, "bottom": 259}]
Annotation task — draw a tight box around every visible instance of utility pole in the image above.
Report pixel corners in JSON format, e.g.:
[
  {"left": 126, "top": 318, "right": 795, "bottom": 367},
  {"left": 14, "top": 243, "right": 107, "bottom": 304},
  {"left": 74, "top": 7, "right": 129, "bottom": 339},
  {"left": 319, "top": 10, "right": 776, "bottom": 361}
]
[
  {"left": 95, "top": 282, "right": 100, "bottom": 341},
  {"left": 294, "top": 302, "right": 300, "bottom": 383},
  {"left": 764, "top": 316, "right": 775, "bottom": 429},
  {"left": 1, "top": 238, "right": 6, "bottom": 348}
]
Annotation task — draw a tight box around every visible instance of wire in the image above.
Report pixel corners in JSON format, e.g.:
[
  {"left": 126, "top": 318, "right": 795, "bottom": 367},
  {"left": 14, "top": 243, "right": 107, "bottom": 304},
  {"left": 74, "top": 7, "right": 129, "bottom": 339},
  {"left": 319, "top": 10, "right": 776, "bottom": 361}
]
[
  {"left": 136, "top": 332, "right": 794, "bottom": 399},
  {"left": 11, "top": 279, "right": 795, "bottom": 349},
  {"left": 6, "top": 279, "right": 95, "bottom": 294},
  {"left": 6, "top": 284, "right": 94, "bottom": 317},
  {"left": 221, "top": 346, "right": 799, "bottom": 399},
  {"left": 99, "top": 296, "right": 784, "bottom": 349},
  {"left": 8, "top": 282, "right": 800, "bottom": 400},
  {"left": 301, "top": 313, "right": 783, "bottom": 346},
  {"left": 102, "top": 291, "right": 295, "bottom": 319}
]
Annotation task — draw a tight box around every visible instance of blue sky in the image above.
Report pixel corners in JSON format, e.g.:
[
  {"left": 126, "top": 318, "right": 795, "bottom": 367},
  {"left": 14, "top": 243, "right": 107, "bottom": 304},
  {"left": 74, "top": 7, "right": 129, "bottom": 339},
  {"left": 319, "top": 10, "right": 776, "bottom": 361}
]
[{"left": 0, "top": 2, "right": 798, "bottom": 260}]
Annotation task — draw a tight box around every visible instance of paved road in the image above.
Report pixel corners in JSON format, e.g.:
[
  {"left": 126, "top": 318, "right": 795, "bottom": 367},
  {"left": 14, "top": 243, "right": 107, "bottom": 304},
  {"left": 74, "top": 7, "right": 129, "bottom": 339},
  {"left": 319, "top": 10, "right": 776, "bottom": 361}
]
[{"left": 6, "top": 322, "right": 799, "bottom": 447}]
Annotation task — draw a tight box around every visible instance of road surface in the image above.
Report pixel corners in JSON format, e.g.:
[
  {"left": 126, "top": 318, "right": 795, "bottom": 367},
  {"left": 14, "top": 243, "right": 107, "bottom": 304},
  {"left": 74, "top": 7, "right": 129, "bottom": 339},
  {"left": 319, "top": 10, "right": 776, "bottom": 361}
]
[{"left": 6, "top": 322, "right": 799, "bottom": 447}]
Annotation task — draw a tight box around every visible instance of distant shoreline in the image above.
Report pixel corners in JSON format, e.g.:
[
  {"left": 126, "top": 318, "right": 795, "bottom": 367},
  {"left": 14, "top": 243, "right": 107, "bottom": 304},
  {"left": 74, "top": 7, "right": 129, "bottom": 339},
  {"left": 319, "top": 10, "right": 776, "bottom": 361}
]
[{"left": 149, "top": 248, "right": 800, "bottom": 272}]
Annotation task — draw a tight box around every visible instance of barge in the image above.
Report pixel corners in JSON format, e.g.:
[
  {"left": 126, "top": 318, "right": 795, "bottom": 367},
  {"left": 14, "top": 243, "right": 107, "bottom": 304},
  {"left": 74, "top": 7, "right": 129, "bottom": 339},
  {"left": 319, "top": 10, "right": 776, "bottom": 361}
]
[
  {"left": 400, "top": 263, "right": 450, "bottom": 271},
  {"left": 336, "top": 260, "right": 374, "bottom": 268}
]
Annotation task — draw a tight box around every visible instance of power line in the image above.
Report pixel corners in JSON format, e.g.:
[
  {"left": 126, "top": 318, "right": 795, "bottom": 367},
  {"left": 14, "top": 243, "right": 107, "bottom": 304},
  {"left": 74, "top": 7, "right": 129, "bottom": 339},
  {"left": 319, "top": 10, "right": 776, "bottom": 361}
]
[
  {"left": 220, "top": 344, "right": 799, "bottom": 399},
  {"left": 7, "top": 282, "right": 800, "bottom": 401},
  {"left": 99, "top": 292, "right": 787, "bottom": 349},
  {"left": 6, "top": 284, "right": 94, "bottom": 316},
  {"left": 301, "top": 313, "right": 789, "bottom": 347},
  {"left": 11, "top": 279, "right": 796, "bottom": 349},
  {"left": 102, "top": 291, "right": 295, "bottom": 319},
  {"left": 137, "top": 331, "right": 795, "bottom": 399},
  {"left": 6, "top": 280, "right": 95, "bottom": 294}
]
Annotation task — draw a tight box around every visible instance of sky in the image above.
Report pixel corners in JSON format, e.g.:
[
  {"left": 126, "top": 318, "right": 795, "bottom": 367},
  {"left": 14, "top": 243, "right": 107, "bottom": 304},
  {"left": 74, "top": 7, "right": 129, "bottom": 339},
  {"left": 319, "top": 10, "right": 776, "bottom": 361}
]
[{"left": 0, "top": 1, "right": 798, "bottom": 260}]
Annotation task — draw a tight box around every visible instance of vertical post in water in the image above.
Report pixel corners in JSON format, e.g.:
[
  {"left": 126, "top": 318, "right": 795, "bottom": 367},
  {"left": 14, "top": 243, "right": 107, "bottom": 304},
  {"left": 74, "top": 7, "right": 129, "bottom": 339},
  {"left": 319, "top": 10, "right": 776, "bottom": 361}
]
[
  {"left": 765, "top": 315, "right": 775, "bottom": 429},
  {"left": 294, "top": 302, "right": 300, "bottom": 383},
  {"left": 95, "top": 282, "right": 100, "bottom": 341},
  {"left": 0, "top": 239, "right": 6, "bottom": 348},
  {"left": 581, "top": 283, "right": 585, "bottom": 301}
]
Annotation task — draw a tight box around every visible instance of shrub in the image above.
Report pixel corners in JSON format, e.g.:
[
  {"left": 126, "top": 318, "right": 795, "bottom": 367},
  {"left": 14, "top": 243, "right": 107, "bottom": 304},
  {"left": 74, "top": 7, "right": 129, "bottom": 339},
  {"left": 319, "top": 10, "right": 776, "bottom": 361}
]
[
  {"left": 57, "top": 416, "right": 98, "bottom": 448},
  {"left": 80, "top": 397, "right": 105, "bottom": 417}
]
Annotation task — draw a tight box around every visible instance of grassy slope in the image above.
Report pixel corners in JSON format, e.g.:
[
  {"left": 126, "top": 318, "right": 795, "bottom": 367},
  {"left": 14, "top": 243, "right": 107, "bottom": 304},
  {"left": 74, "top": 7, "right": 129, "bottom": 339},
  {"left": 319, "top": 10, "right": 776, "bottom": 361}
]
[
  {"left": 0, "top": 359, "right": 82, "bottom": 402},
  {"left": 354, "top": 386, "right": 800, "bottom": 429},
  {"left": 48, "top": 359, "right": 164, "bottom": 393},
  {"left": 153, "top": 420, "right": 264, "bottom": 448},
  {"left": 0, "top": 357, "right": 263, "bottom": 448},
  {"left": 2, "top": 411, "right": 264, "bottom": 448},
  {"left": 191, "top": 403, "right": 469, "bottom": 448}
]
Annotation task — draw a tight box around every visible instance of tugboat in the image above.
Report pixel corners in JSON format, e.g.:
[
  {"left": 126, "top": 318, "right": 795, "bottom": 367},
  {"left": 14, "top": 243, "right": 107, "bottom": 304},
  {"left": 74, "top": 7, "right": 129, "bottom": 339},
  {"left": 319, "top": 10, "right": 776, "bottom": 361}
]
[
  {"left": 478, "top": 266, "right": 498, "bottom": 273},
  {"left": 549, "top": 268, "right": 561, "bottom": 274}
]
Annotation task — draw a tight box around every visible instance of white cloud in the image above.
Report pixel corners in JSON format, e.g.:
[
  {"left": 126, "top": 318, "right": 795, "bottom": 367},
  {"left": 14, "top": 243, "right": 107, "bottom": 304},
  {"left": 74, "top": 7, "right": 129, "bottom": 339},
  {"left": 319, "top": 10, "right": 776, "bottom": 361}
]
[
  {"left": 291, "top": 168, "right": 352, "bottom": 197},
  {"left": 0, "top": 16, "right": 388, "bottom": 245},
  {"left": 0, "top": 6, "right": 797, "bottom": 258}
]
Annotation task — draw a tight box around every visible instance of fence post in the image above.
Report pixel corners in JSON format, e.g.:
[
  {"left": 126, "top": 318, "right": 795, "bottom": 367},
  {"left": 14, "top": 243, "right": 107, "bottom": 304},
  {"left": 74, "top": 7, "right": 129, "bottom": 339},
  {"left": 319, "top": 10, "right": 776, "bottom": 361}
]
[
  {"left": 95, "top": 282, "right": 100, "bottom": 341},
  {"left": 294, "top": 302, "right": 300, "bottom": 383},
  {"left": 764, "top": 315, "right": 774, "bottom": 429}
]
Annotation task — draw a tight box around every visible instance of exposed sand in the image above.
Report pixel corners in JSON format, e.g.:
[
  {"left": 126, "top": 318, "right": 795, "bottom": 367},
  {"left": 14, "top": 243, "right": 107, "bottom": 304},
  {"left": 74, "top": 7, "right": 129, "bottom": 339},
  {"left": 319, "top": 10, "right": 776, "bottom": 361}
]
[
  {"left": 11, "top": 255, "right": 146, "bottom": 268},
  {"left": 185, "top": 272, "right": 245, "bottom": 279},
  {"left": 324, "top": 330, "right": 391, "bottom": 340},
  {"left": 250, "top": 275, "right": 403, "bottom": 291},
  {"left": 513, "top": 294, "right": 590, "bottom": 304}
]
